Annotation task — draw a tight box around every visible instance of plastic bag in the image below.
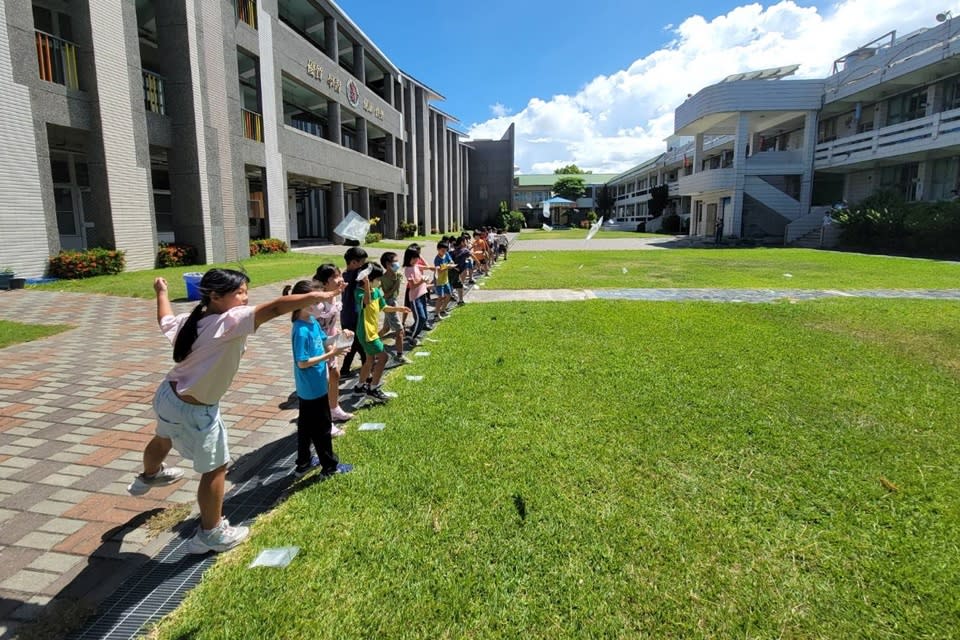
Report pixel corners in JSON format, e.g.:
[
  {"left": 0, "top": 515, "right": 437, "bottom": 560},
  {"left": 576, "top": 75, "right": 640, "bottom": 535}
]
[{"left": 334, "top": 210, "right": 371, "bottom": 242}]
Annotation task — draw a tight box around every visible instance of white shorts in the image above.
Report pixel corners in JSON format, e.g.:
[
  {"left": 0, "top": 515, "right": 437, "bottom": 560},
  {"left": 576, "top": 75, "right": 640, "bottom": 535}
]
[{"left": 153, "top": 382, "right": 230, "bottom": 473}]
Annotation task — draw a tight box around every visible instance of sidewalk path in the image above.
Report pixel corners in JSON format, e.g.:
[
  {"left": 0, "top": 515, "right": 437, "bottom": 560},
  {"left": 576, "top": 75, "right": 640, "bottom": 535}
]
[
  {"left": 466, "top": 287, "right": 960, "bottom": 303},
  {"left": 510, "top": 236, "right": 680, "bottom": 251},
  {"left": 0, "top": 286, "right": 300, "bottom": 638}
]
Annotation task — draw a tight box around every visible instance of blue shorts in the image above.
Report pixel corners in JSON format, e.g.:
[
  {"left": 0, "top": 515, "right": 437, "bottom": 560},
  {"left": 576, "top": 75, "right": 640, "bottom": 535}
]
[
  {"left": 153, "top": 382, "right": 229, "bottom": 473},
  {"left": 435, "top": 284, "right": 452, "bottom": 297}
]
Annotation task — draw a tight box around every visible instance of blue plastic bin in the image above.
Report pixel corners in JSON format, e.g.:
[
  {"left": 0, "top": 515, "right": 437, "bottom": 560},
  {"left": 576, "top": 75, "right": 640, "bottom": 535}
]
[{"left": 183, "top": 272, "right": 204, "bottom": 301}]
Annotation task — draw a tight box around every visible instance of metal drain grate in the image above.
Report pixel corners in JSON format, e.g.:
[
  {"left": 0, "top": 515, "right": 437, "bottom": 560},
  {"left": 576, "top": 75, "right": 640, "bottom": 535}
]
[{"left": 69, "top": 440, "right": 298, "bottom": 640}]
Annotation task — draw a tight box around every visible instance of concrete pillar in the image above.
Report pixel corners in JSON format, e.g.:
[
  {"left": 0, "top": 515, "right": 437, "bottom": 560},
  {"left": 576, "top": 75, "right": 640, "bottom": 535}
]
[
  {"left": 415, "top": 87, "right": 430, "bottom": 234},
  {"left": 385, "top": 192, "right": 398, "bottom": 237},
  {"left": 327, "top": 101, "right": 341, "bottom": 145},
  {"left": 324, "top": 16, "right": 337, "bottom": 60},
  {"left": 359, "top": 186, "right": 371, "bottom": 218},
  {"left": 357, "top": 116, "right": 368, "bottom": 155},
  {"left": 730, "top": 113, "right": 750, "bottom": 237},
  {"left": 403, "top": 81, "right": 418, "bottom": 224},
  {"left": 428, "top": 110, "right": 438, "bottom": 233},
  {"left": 384, "top": 73, "right": 395, "bottom": 106},
  {"left": 331, "top": 182, "right": 345, "bottom": 239},
  {"left": 436, "top": 114, "right": 448, "bottom": 232},
  {"left": 353, "top": 43, "right": 365, "bottom": 83},
  {"left": 88, "top": 1, "right": 157, "bottom": 269},
  {"left": 452, "top": 139, "right": 462, "bottom": 230},
  {"left": 693, "top": 134, "right": 704, "bottom": 174},
  {"left": 799, "top": 110, "right": 818, "bottom": 216},
  {"left": 384, "top": 133, "right": 395, "bottom": 165}
]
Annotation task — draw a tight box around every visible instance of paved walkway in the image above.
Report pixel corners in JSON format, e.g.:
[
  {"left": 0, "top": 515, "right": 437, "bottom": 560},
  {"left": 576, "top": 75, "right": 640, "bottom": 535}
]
[
  {"left": 0, "top": 286, "right": 302, "bottom": 638},
  {"left": 510, "top": 236, "right": 683, "bottom": 251}
]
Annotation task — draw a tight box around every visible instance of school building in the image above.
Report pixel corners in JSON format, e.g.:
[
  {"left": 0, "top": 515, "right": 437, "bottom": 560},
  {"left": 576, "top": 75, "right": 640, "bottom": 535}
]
[
  {"left": 604, "top": 17, "right": 960, "bottom": 245},
  {"left": 0, "top": 0, "right": 514, "bottom": 277}
]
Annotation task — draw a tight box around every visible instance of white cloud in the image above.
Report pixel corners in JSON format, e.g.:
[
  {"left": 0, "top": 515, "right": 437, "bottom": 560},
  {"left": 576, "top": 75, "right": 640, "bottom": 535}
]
[{"left": 467, "top": 0, "right": 945, "bottom": 174}]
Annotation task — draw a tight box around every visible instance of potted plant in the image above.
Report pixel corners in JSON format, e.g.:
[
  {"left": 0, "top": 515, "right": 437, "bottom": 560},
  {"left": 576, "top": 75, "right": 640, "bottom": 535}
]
[{"left": 0, "top": 267, "right": 13, "bottom": 290}]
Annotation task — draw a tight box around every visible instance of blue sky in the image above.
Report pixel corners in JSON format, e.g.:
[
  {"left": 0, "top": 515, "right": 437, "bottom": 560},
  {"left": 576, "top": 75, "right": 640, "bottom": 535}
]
[{"left": 336, "top": 0, "right": 948, "bottom": 173}]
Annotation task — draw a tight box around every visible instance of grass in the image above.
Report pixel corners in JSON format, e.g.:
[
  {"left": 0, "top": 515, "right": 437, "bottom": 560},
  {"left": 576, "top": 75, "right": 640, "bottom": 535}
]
[
  {"left": 516, "top": 228, "right": 671, "bottom": 240},
  {"left": 486, "top": 248, "right": 960, "bottom": 289},
  {"left": 29, "top": 252, "right": 339, "bottom": 299},
  {"left": 0, "top": 319, "right": 72, "bottom": 349},
  {"left": 153, "top": 297, "right": 960, "bottom": 639}
]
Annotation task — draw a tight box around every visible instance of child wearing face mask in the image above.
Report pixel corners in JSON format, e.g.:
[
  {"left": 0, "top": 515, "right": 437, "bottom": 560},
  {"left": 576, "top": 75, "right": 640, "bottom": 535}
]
[
  {"left": 378, "top": 252, "right": 410, "bottom": 365},
  {"left": 354, "top": 262, "right": 410, "bottom": 401},
  {"left": 311, "top": 263, "right": 354, "bottom": 428}
]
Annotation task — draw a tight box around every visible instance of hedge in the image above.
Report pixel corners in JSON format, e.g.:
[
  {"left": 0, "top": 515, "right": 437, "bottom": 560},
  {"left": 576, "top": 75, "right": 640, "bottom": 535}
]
[
  {"left": 49, "top": 248, "right": 125, "bottom": 279},
  {"left": 249, "top": 238, "right": 289, "bottom": 255},
  {"left": 157, "top": 243, "right": 198, "bottom": 268}
]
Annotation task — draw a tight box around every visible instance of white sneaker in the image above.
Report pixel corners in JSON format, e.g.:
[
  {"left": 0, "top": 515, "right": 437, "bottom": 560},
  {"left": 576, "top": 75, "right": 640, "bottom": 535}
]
[
  {"left": 330, "top": 406, "right": 354, "bottom": 422},
  {"left": 127, "top": 464, "right": 185, "bottom": 496},
  {"left": 331, "top": 425, "right": 346, "bottom": 437},
  {"left": 187, "top": 517, "right": 249, "bottom": 554}
]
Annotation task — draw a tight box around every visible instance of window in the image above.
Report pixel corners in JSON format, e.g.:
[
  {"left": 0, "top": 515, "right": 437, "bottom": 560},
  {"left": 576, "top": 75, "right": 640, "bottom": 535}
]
[
  {"left": 879, "top": 163, "right": 920, "bottom": 201},
  {"left": 943, "top": 76, "right": 960, "bottom": 111},
  {"left": 886, "top": 88, "right": 928, "bottom": 125},
  {"left": 928, "top": 157, "right": 959, "bottom": 201}
]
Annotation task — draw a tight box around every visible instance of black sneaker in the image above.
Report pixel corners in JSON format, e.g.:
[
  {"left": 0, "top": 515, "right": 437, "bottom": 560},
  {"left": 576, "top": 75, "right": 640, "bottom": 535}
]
[
  {"left": 353, "top": 383, "right": 370, "bottom": 396},
  {"left": 365, "top": 387, "right": 390, "bottom": 402}
]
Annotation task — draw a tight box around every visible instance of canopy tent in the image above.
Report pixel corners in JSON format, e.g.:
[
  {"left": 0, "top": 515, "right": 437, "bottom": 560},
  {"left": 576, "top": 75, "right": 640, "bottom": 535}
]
[{"left": 540, "top": 195, "right": 577, "bottom": 225}]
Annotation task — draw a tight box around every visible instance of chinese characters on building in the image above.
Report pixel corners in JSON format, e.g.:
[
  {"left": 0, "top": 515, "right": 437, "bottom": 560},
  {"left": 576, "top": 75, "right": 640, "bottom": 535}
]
[{"left": 305, "top": 59, "right": 383, "bottom": 121}]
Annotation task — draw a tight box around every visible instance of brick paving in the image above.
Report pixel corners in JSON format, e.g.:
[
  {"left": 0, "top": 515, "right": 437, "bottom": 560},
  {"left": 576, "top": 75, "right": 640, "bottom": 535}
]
[{"left": 0, "top": 286, "right": 302, "bottom": 638}]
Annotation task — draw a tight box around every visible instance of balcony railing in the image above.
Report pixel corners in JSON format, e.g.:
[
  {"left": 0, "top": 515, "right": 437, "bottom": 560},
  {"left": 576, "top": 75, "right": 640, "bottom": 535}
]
[
  {"left": 142, "top": 70, "right": 165, "bottom": 115},
  {"left": 35, "top": 30, "right": 79, "bottom": 89},
  {"left": 237, "top": 0, "right": 258, "bottom": 29},
  {"left": 814, "top": 107, "right": 960, "bottom": 168},
  {"left": 242, "top": 108, "right": 263, "bottom": 142}
]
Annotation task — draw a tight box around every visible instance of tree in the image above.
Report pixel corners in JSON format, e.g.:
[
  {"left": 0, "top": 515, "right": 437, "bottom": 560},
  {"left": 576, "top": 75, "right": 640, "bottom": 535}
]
[
  {"left": 553, "top": 164, "right": 592, "bottom": 175},
  {"left": 553, "top": 175, "right": 587, "bottom": 201},
  {"left": 596, "top": 184, "right": 615, "bottom": 217},
  {"left": 648, "top": 184, "right": 670, "bottom": 218}
]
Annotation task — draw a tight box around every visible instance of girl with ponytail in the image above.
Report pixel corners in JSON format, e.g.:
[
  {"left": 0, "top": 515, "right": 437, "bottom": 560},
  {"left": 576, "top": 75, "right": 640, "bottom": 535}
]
[{"left": 128, "top": 268, "right": 337, "bottom": 555}]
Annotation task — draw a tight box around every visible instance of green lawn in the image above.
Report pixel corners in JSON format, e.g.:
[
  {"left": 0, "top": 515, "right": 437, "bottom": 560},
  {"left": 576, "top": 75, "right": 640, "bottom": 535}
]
[
  {"left": 0, "top": 319, "right": 72, "bottom": 349},
  {"left": 516, "top": 229, "right": 671, "bottom": 240},
  {"left": 486, "top": 248, "right": 960, "bottom": 289},
  {"left": 30, "top": 252, "right": 340, "bottom": 299},
  {"left": 154, "top": 297, "right": 960, "bottom": 639}
]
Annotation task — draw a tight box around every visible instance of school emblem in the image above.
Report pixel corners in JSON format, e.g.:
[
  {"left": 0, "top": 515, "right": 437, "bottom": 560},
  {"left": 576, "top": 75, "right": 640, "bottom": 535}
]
[{"left": 347, "top": 79, "right": 360, "bottom": 107}]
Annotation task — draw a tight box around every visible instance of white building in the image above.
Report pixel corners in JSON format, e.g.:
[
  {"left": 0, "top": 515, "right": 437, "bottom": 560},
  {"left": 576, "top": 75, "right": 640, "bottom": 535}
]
[{"left": 607, "top": 18, "right": 960, "bottom": 245}]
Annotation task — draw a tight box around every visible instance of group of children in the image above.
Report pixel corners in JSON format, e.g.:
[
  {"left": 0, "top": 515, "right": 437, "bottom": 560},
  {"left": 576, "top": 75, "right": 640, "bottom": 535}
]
[{"left": 127, "top": 230, "right": 509, "bottom": 554}]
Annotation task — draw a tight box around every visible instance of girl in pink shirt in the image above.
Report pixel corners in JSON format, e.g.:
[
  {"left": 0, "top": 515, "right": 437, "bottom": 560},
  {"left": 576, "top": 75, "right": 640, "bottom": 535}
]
[{"left": 128, "top": 268, "right": 336, "bottom": 554}]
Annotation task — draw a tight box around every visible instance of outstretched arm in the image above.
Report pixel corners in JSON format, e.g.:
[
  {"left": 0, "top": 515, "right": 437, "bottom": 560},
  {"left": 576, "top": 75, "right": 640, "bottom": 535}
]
[
  {"left": 255, "top": 290, "right": 336, "bottom": 329},
  {"left": 154, "top": 278, "right": 173, "bottom": 325}
]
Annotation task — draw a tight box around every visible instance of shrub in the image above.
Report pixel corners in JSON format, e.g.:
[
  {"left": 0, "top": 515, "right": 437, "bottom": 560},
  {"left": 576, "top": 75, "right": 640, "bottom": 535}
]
[
  {"left": 586, "top": 210, "right": 598, "bottom": 223},
  {"left": 660, "top": 214, "right": 681, "bottom": 233},
  {"left": 365, "top": 232, "right": 383, "bottom": 244},
  {"left": 249, "top": 238, "right": 289, "bottom": 255},
  {"left": 498, "top": 210, "right": 525, "bottom": 232},
  {"left": 49, "top": 248, "right": 125, "bottom": 279},
  {"left": 835, "top": 192, "right": 960, "bottom": 256},
  {"left": 398, "top": 221, "right": 418, "bottom": 239},
  {"left": 157, "top": 243, "right": 198, "bottom": 268}
]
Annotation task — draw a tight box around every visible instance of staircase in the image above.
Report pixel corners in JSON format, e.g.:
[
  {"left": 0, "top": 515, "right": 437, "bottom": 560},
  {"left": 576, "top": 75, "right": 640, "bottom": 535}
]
[
  {"left": 744, "top": 176, "right": 801, "bottom": 219},
  {"left": 791, "top": 227, "right": 822, "bottom": 248}
]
